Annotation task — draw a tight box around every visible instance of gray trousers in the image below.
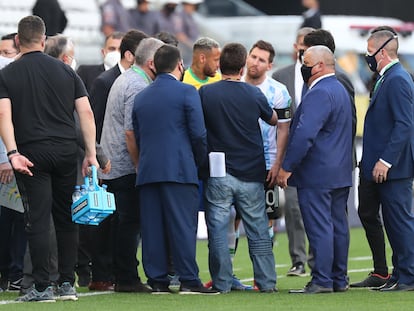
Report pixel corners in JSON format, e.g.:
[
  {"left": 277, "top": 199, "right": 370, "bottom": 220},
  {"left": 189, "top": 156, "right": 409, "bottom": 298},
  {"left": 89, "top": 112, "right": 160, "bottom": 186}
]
[{"left": 284, "top": 186, "right": 314, "bottom": 268}]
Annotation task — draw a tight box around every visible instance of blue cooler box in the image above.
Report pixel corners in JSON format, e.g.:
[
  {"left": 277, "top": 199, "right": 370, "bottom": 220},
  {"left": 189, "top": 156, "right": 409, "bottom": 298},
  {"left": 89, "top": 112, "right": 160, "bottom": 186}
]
[{"left": 71, "top": 166, "right": 115, "bottom": 225}]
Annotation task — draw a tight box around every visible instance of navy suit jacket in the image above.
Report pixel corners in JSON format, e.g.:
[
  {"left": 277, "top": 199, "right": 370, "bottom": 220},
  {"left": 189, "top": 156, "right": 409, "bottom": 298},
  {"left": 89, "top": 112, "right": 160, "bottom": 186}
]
[
  {"left": 282, "top": 75, "right": 353, "bottom": 189},
  {"left": 361, "top": 62, "right": 414, "bottom": 180},
  {"left": 132, "top": 74, "right": 207, "bottom": 186},
  {"left": 89, "top": 65, "right": 122, "bottom": 142}
]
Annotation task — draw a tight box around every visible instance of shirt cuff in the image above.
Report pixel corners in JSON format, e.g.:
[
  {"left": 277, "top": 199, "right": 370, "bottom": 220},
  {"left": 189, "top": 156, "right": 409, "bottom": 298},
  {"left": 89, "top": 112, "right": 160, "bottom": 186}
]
[{"left": 379, "top": 158, "right": 392, "bottom": 168}]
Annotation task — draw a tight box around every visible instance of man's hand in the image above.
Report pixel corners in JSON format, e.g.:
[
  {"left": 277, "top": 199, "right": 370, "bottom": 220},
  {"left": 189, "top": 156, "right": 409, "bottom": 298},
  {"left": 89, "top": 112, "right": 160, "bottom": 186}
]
[
  {"left": 277, "top": 168, "right": 292, "bottom": 189},
  {"left": 266, "top": 163, "right": 280, "bottom": 188},
  {"left": 81, "top": 156, "right": 100, "bottom": 177},
  {"left": 9, "top": 154, "right": 34, "bottom": 176},
  {"left": 372, "top": 160, "right": 389, "bottom": 183},
  {"left": 0, "top": 162, "right": 14, "bottom": 183}
]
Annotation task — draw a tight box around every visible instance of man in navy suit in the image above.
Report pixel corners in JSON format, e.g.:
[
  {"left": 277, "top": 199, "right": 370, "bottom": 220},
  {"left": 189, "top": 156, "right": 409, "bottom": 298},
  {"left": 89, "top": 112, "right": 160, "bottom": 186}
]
[
  {"left": 278, "top": 45, "right": 353, "bottom": 294},
  {"left": 359, "top": 30, "right": 414, "bottom": 292},
  {"left": 132, "top": 45, "right": 217, "bottom": 295}
]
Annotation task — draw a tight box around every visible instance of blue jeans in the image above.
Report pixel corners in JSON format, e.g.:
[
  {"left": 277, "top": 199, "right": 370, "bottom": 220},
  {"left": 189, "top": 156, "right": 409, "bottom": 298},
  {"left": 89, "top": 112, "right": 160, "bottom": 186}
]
[{"left": 204, "top": 174, "right": 276, "bottom": 292}]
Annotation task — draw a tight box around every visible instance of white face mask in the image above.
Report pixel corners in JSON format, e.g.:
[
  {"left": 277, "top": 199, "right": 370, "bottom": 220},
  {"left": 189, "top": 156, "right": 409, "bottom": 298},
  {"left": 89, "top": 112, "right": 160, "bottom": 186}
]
[
  {"left": 70, "top": 58, "right": 77, "bottom": 71},
  {"left": 104, "top": 51, "right": 121, "bottom": 69},
  {"left": 0, "top": 55, "right": 14, "bottom": 69}
]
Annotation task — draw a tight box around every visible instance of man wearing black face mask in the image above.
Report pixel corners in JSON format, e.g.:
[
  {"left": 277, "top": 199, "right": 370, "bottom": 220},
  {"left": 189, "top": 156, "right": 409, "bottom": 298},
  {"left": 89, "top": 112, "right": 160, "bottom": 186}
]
[
  {"left": 350, "top": 26, "right": 398, "bottom": 290},
  {"left": 357, "top": 30, "right": 414, "bottom": 292},
  {"left": 272, "top": 27, "right": 314, "bottom": 278},
  {"left": 277, "top": 45, "right": 353, "bottom": 294}
]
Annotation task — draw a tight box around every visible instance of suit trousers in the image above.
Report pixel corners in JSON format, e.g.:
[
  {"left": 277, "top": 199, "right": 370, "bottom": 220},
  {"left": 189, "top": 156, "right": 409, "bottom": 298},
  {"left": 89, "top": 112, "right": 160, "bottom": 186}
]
[
  {"left": 297, "top": 187, "right": 350, "bottom": 289},
  {"left": 378, "top": 177, "right": 414, "bottom": 285},
  {"left": 139, "top": 182, "right": 201, "bottom": 288},
  {"left": 15, "top": 141, "right": 79, "bottom": 290},
  {"left": 283, "top": 186, "right": 307, "bottom": 267},
  {"left": 357, "top": 174, "right": 388, "bottom": 276},
  {"left": 104, "top": 174, "right": 141, "bottom": 285}
]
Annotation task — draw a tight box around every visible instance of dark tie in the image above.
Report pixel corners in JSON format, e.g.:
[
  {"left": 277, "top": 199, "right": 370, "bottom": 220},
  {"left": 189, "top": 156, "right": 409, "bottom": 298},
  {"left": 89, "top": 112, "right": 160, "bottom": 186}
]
[{"left": 301, "top": 83, "right": 308, "bottom": 99}]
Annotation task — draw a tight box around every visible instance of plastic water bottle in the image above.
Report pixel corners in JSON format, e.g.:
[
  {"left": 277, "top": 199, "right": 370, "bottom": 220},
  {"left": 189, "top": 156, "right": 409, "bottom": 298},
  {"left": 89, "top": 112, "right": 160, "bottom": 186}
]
[
  {"left": 72, "top": 185, "right": 81, "bottom": 203},
  {"left": 88, "top": 176, "right": 95, "bottom": 192},
  {"left": 80, "top": 185, "right": 88, "bottom": 196}
]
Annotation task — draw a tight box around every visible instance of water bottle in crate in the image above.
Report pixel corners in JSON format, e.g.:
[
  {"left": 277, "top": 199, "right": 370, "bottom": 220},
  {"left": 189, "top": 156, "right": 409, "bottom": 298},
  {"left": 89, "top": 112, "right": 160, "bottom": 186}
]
[{"left": 71, "top": 165, "right": 115, "bottom": 225}]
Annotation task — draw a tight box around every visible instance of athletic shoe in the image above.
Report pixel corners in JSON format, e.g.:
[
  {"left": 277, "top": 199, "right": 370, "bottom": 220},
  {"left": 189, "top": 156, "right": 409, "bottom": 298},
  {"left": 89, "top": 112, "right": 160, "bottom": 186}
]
[
  {"left": 179, "top": 285, "right": 220, "bottom": 295},
  {"left": 15, "top": 286, "right": 56, "bottom": 302},
  {"left": 231, "top": 275, "right": 253, "bottom": 291},
  {"left": 287, "top": 263, "right": 306, "bottom": 276},
  {"left": 8, "top": 278, "right": 22, "bottom": 291},
  {"left": 350, "top": 272, "right": 390, "bottom": 288},
  {"left": 56, "top": 282, "right": 78, "bottom": 301},
  {"left": 151, "top": 285, "right": 173, "bottom": 294},
  {"left": 168, "top": 274, "right": 181, "bottom": 287},
  {"left": 203, "top": 279, "right": 213, "bottom": 288}
]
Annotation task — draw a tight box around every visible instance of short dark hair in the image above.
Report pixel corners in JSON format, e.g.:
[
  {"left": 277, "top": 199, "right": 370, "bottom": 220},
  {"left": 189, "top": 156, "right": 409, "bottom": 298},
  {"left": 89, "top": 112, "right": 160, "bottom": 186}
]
[
  {"left": 120, "top": 29, "right": 148, "bottom": 59},
  {"left": 249, "top": 40, "right": 275, "bottom": 63},
  {"left": 1, "top": 33, "right": 18, "bottom": 51},
  {"left": 154, "top": 44, "right": 181, "bottom": 73},
  {"left": 105, "top": 31, "right": 125, "bottom": 43},
  {"left": 154, "top": 31, "right": 179, "bottom": 47},
  {"left": 220, "top": 43, "right": 246, "bottom": 75},
  {"left": 18, "top": 15, "right": 46, "bottom": 47},
  {"left": 303, "top": 29, "right": 336, "bottom": 53}
]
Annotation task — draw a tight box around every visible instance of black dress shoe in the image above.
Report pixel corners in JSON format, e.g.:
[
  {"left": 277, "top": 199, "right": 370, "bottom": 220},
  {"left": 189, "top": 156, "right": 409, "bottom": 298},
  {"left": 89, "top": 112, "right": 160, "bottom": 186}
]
[
  {"left": 287, "top": 263, "right": 306, "bottom": 276},
  {"left": 379, "top": 283, "right": 414, "bottom": 292},
  {"left": 289, "top": 282, "right": 333, "bottom": 294},
  {"left": 114, "top": 281, "right": 151, "bottom": 293}
]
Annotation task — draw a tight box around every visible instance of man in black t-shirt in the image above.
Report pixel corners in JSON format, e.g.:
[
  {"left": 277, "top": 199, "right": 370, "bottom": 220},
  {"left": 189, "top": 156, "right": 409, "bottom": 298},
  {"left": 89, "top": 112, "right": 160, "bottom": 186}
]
[{"left": 0, "top": 15, "right": 98, "bottom": 302}]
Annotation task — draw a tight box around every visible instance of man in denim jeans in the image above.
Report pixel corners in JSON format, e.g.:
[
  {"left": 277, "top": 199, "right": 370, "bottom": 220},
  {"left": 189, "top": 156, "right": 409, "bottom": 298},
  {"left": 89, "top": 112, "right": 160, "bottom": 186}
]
[{"left": 199, "top": 42, "right": 278, "bottom": 293}]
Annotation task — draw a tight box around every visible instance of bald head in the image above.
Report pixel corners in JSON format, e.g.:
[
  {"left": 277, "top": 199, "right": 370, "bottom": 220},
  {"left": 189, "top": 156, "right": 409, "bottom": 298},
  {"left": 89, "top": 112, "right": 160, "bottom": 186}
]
[{"left": 302, "top": 45, "right": 335, "bottom": 84}]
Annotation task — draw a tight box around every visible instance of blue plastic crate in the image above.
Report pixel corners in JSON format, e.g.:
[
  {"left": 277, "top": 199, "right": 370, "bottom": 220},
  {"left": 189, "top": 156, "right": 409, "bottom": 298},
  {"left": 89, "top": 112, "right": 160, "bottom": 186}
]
[{"left": 71, "top": 166, "right": 115, "bottom": 225}]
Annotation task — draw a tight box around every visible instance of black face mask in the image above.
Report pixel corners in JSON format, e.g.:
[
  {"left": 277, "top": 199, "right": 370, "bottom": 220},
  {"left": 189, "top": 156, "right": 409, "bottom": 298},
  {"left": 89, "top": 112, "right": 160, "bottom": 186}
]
[
  {"left": 301, "top": 63, "right": 317, "bottom": 84},
  {"left": 164, "top": 4, "right": 176, "bottom": 15},
  {"left": 365, "top": 35, "right": 397, "bottom": 72}
]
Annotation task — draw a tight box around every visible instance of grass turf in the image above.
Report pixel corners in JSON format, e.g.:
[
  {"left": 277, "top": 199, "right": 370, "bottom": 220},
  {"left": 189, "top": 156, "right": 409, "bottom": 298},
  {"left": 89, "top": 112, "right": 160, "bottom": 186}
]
[{"left": 1, "top": 227, "right": 412, "bottom": 311}]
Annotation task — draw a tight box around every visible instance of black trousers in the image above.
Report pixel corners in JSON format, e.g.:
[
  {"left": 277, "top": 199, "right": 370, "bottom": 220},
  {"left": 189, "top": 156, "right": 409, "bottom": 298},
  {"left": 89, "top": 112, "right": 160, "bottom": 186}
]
[
  {"left": 358, "top": 173, "right": 388, "bottom": 276},
  {"left": 16, "top": 141, "right": 79, "bottom": 291}
]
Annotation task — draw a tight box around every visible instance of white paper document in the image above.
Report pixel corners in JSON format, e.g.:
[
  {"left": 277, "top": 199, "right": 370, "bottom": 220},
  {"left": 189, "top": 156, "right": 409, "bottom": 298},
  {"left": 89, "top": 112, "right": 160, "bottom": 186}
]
[{"left": 209, "top": 152, "right": 226, "bottom": 177}]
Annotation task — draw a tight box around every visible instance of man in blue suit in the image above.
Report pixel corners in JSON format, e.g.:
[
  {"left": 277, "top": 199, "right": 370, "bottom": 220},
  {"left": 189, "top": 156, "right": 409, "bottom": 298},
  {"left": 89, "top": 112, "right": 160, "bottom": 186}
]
[
  {"left": 132, "top": 44, "right": 217, "bottom": 295},
  {"left": 360, "top": 30, "right": 414, "bottom": 292},
  {"left": 278, "top": 45, "right": 353, "bottom": 294}
]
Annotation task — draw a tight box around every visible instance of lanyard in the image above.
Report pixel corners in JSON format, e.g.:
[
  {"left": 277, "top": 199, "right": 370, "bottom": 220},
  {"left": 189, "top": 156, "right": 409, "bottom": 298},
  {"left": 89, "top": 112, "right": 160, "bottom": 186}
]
[{"left": 131, "top": 65, "right": 151, "bottom": 85}]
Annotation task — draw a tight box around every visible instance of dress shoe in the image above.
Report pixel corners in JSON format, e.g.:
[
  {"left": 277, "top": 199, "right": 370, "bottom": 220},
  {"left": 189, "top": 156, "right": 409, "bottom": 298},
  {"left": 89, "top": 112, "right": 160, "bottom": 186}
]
[
  {"left": 114, "top": 281, "right": 152, "bottom": 293},
  {"left": 287, "top": 263, "right": 306, "bottom": 277},
  {"left": 350, "top": 272, "right": 390, "bottom": 288},
  {"left": 379, "top": 283, "right": 414, "bottom": 292},
  {"left": 88, "top": 281, "right": 114, "bottom": 291},
  {"left": 289, "top": 282, "right": 333, "bottom": 294}
]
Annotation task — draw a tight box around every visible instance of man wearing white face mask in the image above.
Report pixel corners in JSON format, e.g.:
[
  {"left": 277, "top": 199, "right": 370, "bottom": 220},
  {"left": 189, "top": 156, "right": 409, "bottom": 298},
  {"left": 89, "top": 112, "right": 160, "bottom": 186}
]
[
  {"left": 77, "top": 32, "right": 124, "bottom": 93},
  {"left": 44, "top": 34, "right": 76, "bottom": 69}
]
